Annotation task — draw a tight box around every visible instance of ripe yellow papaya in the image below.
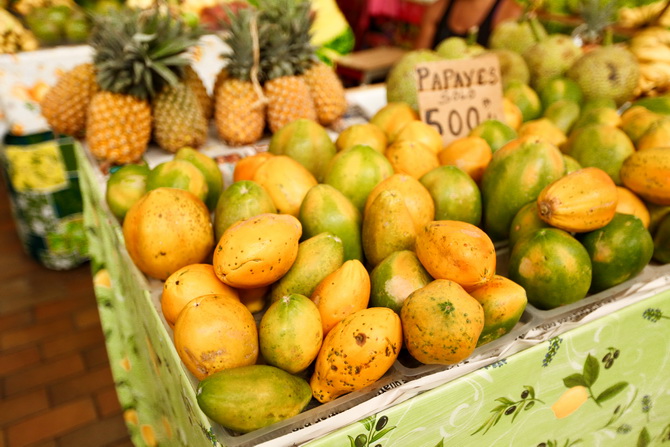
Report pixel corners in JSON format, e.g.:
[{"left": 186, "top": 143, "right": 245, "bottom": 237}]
[
  {"left": 310, "top": 259, "right": 370, "bottom": 335},
  {"left": 415, "top": 220, "right": 496, "bottom": 292},
  {"left": 537, "top": 167, "right": 618, "bottom": 232},
  {"left": 620, "top": 147, "right": 670, "bottom": 206},
  {"left": 615, "top": 186, "right": 650, "bottom": 228},
  {"left": 213, "top": 213, "right": 302, "bottom": 288},
  {"left": 310, "top": 307, "right": 402, "bottom": 403},
  {"left": 253, "top": 155, "right": 318, "bottom": 216}
]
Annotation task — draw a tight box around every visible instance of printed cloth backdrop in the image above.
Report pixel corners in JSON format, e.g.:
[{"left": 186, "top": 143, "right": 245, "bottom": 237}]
[{"left": 1, "top": 135, "right": 88, "bottom": 269}]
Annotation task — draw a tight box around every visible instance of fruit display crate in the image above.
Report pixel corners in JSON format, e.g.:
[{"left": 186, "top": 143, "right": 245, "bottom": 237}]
[{"left": 74, "top": 83, "right": 670, "bottom": 447}]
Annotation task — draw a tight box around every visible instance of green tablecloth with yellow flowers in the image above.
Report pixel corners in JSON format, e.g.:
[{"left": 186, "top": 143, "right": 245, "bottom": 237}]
[{"left": 75, "top": 140, "right": 670, "bottom": 447}]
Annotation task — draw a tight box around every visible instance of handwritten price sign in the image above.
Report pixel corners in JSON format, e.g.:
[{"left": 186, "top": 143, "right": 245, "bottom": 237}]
[{"left": 415, "top": 53, "right": 505, "bottom": 145}]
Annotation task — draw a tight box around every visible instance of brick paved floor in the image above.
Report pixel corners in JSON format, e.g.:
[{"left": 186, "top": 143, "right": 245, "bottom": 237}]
[{"left": 0, "top": 176, "right": 132, "bottom": 447}]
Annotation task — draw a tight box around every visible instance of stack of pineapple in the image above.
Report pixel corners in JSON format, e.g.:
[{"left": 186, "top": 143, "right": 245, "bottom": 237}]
[
  {"left": 40, "top": 0, "right": 347, "bottom": 162},
  {"left": 40, "top": 6, "right": 209, "bottom": 164},
  {"left": 214, "top": 0, "right": 347, "bottom": 146}
]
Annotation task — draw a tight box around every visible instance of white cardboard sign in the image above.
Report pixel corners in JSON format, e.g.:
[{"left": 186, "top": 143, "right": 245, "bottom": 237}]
[{"left": 415, "top": 53, "right": 505, "bottom": 145}]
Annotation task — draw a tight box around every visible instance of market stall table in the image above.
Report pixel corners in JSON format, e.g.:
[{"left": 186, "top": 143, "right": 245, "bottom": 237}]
[
  {"left": 74, "top": 84, "right": 670, "bottom": 447},
  {"left": 3, "top": 41, "right": 670, "bottom": 447}
]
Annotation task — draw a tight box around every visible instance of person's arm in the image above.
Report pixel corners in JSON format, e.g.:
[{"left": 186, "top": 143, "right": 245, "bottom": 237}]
[
  {"left": 493, "top": 0, "right": 523, "bottom": 27},
  {"left": 414, "top": 0, "right": 450, "bottom": 49}
]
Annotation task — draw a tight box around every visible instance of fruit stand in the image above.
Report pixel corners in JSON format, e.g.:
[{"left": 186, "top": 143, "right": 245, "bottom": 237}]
[
  {"left": 72, "top": 84, "right": 670, "bottom": 446},
  {"left": 3, "top": 1, "right": 670, "bottom": 445}
]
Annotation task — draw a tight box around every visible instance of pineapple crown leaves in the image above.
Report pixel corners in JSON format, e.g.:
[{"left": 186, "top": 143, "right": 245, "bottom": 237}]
[
  {"left": 257, "top": 0, "right": 319, "bottom": 80},
  {"left": 579, "top": 0, "right": 618, "bottom": 31},
  {"left": 90, "top": 7, "right": 203, "bottom": 100},
  {"left": 221, "top": 6, "right": 265, "bottom": 82},
  {"left": 221, "top": 0, "right": 319, "bottom": 82},
  {"left": 571, "top": 0, "right": 619, "bottom": 45}
]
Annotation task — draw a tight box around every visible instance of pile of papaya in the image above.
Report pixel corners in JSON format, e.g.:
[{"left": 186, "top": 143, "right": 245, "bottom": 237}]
[{"left": 103, "top": 92, "right": 669, "bottom": 434}]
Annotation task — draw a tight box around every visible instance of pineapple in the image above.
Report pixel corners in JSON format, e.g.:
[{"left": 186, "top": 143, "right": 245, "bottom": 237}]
[
  {"left": 214, "top": 8, "right": 266, "bottom": 145},
  {"left": 86, "top": 8, "right": 201, "bottom": 164},
  {"left": 0, "top": 8, "right": 38, "bottom": 53},
  {"left": 303, "top": 61, "right": 347, "bottom": 126},
  {"left": 213, "top": 67, "right": 228, "bottom": 99},
  {"left": 87, "top": 92, "right": 152, "bottom": 164},
  {"left": 40, "top": 63, "right": 98, "bottom": 137},
  {"left": 259, "top": 0, "right": 317, "bottom": 132},
  {"left": 263, "top": 76, "right": 316, "bottom": 132},
  {"left": 216, "top": 78, "right": 266, "bottom": 145},
  {"left": 267, "top": 0, "right": 346, "bottom": 126},
  {"left": 183, "top": 65, "right": 213, "bottom": 119},
  {"left": 572, "top": 0, "right": 616, "bottom": 47},
  {"left": 153, "top": 82, "right": 208, "bottom": 152}
]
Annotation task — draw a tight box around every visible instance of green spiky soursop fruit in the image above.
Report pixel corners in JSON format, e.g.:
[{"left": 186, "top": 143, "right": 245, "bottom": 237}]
[
  {"left": 523, "top": 34, "right": 582, "bottom": 91},
  {"left": 435, "top": 37, "right": 485, "bottom": 59},
  {"left": 488, "top": 49, "right": 530, "bottom": 89},
  {"left": 488, "top": 17, "right": 547, "bottom": 55},
  {"left": 566, "top": 45, "right": 640, "bottom": 106},
  {"left": 386, "top": 50, "right": 444, "bottom": 112}
]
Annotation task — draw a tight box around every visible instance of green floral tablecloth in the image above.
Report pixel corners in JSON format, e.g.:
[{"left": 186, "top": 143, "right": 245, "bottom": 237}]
[
  {"left": 78, "top": 143, "right": 219, "bottom": 447},
  {"left": 306, "top": 288, "right": 670, "bottom": 447},
  {"left": 76, "top": 141, "right": 670, "bottom": 447}
]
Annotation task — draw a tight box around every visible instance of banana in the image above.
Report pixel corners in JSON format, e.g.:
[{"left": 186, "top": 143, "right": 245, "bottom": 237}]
[
  {"left": 11, "top": 0, "right": 75, "bottom": 15},
  {"left": 640, "top": 61, "right": 670, "bottom": 83},
  {"left": 618, "top": 2, "right": 670, "bottom": 29},
  {"left": 636, "top": 27, "right": 670, "bottom": 45},
  {"left": 0, "top": 8, "right": 38, "bottom": 53},
  {"left": 637, "top": 62, "right": 670, "bottom": 97},
  {"left": 618, "top": 2, "right": 666, "bottom": 28},
  {"left": 630, "top": 43, "right": 670, "bottom": 64}
]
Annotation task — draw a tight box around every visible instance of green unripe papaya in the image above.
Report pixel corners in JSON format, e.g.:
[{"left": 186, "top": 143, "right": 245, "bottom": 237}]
[
  {"left": 299, "top": 184, "right": 363, "bottom": 262},
  {"left": 105, "top": 163, "right": 149, "bottom": 221},
  {"left": 269, "top": 232, "right": 344, "bottom": 303},
  {"left": 196, "top": 364, "right": 312, "bottom": 433},
  {"left": 214, "top": 180, "right": 277, "bottom": 242},
  {"left": 268, "top": 118, "right": 336, "bottom": 182},
  {"left": 175, "top": 146, "right": 223, "bottom": 211},
  {"left": 362, "top": 190, "right": 416, "bottom": 267}
]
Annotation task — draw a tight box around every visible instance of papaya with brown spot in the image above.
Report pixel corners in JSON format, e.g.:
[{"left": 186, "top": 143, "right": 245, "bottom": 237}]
[
  {"left": 310, "top": 307, "right": 402, "bottom": 403},
  {"left": 174, "top": 294, "right": 258, "bottom": 380}
]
